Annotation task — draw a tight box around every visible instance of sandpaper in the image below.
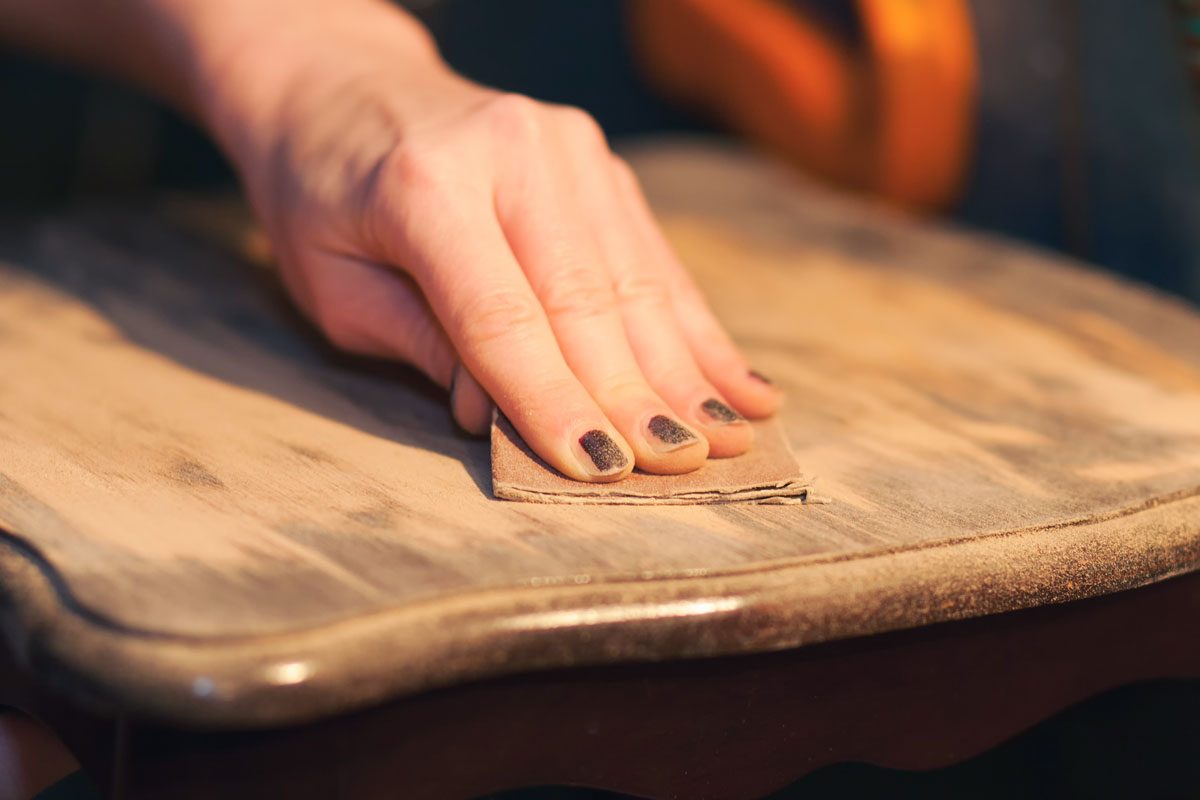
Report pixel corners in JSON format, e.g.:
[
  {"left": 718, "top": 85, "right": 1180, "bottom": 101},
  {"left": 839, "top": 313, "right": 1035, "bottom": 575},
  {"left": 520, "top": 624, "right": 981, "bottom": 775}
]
[{"left": 491, "top": 414, "right": 812, "bottom": 505}]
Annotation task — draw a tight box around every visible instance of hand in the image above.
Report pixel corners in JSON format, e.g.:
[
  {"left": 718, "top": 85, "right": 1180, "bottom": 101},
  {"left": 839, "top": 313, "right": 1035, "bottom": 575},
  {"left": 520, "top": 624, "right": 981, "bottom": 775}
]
[{"left": 200, "top": 1, "right": 781, "bottom": 482}]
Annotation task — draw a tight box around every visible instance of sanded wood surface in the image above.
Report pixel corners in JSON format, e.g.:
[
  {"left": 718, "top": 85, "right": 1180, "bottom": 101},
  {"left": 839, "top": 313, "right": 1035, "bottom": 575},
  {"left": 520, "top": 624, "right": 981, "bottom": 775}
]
[{"left": 0, "top": 141, "right": 1198, "bottom": 726}]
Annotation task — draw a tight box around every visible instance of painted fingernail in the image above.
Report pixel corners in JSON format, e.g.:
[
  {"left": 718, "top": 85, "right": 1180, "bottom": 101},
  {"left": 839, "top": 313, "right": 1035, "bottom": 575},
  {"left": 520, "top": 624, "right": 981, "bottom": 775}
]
[
  {"left": 748, "top": 369, "right": 773, "bottom": 385},
  {"left": 577, "top": 429, "right": 629, "bottom": 475},
  {"left": 700, "top": 398, "right": 745, "bottom": 425},
  {"left": 647, "top": 414, "right": 700, "bottom": 453}
]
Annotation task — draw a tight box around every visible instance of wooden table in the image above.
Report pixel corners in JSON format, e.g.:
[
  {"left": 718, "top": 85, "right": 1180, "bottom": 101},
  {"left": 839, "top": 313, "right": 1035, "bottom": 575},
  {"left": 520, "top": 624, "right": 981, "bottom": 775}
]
[{"left": 1, "top": 141, "right": 1198, "bottom": 798}]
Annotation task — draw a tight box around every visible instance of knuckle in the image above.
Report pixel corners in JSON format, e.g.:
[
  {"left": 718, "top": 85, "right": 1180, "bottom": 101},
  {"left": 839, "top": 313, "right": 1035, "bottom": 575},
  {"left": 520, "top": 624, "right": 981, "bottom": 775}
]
[
  {"left": 481, "top": 93, "right": 544, "bottom": 142},
  {"left": 363, "top": 146, "right": 449, "bottom": 240},
  {"left": 379, "top": 144, "right": 445, "bottom": 195},
  {"left": 556, "top": 105, "right": 606, "bottom": 144},
  {"left": 366, "top": 146, "right": 464, "bottom": 256},
  {"left": 612, "top": 271, "right": 670, "bottom": 309},
  {"left": 534, "top": 375, "right": 595, "bottom": 424},
  {"left": 596, "top": 372, "right": 651, "bottom": 400},
  {"left": 539, "top": 266, "right": 618, "bottom": 321},
  {"left": 457, "top": 289, "right": 543, "bottom": 348},
  {"left": 610, "top": 154, "right": 639, "bottom": 188}
]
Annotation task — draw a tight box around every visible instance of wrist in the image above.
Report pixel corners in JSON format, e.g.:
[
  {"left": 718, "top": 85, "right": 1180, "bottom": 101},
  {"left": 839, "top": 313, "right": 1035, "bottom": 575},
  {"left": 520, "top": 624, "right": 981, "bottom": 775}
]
[{"left": 151, "top": 0, "right": 445, "bottom": 166}]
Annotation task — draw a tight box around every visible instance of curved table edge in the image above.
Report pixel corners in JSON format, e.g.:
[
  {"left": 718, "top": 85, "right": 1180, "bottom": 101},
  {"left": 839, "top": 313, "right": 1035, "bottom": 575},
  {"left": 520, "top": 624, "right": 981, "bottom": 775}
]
[{"left": 0, "top": 492, "right": 1197, "bottom": 728}]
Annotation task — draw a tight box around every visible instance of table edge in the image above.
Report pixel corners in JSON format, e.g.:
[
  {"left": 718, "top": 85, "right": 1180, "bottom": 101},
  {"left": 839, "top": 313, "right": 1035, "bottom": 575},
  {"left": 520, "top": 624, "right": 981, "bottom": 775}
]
[{"left": 0, "top": 489, "right": 1197, "bottom": 728}]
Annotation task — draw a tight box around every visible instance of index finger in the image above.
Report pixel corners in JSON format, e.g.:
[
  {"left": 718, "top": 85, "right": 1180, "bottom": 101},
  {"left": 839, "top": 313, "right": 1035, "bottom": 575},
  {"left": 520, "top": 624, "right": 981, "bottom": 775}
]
[{"left": 389, "top": 202, "right": 635, "bottom": 483}]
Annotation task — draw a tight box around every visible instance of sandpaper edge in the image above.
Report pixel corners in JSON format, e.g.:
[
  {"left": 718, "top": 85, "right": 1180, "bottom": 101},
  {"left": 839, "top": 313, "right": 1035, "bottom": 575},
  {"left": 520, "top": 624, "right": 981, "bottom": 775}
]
[{"left": 493, "top": 482, "right": 811, "bottom": 506}]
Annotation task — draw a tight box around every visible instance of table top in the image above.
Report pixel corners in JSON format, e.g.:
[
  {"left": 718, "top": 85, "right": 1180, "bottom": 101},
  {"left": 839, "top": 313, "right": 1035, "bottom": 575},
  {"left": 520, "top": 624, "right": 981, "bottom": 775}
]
[{"left": 1, "top": 140, "right": 1198, "bottom": 728}]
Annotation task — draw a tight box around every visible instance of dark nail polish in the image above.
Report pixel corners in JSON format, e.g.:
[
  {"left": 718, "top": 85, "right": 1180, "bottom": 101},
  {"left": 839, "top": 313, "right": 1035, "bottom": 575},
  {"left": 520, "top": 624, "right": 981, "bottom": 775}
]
[
  {"left": 648, "top": 415, "right": 698, "bottom": 450},
  {"left": 749, "top": 369, "right": 773, "bottom": 385},
  {"left": 701, "top": 398, "right": 745, "bottom": 424},
  {"left": 578, "top": 429, "right": 628, "bottom": 473}
]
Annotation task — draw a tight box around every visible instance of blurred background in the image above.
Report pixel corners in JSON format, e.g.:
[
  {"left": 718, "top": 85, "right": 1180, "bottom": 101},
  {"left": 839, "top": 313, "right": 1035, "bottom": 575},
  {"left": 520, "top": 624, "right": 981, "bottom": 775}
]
[
  {"left": 2, "top": 0, "right": 1200, "bottom": 303},
  {"left": 2, "top": 2, "right": 1199, "bottom": 797}
]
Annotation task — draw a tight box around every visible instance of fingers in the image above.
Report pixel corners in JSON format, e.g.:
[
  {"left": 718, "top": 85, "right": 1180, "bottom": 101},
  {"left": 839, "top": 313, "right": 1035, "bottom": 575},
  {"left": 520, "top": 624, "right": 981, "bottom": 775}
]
[
  {"left": 609, "top": 156, "right": 783, "bottom": 422},
  {"left": 297, "top": 250, "right": 501, "bottom": 438},
  {"left": 493, "top": 117, "right": 708, "bottom": 474},
  {"left": 670, "top": 275, "right": 783, "bottom": 420},
  {"left": 391, "top": 195, "right": 635, "bottom": 482},
  {"left": 449, "top": 364, "right": 493, "bottom": 436},
  {"left": 305, "top": 94, "right": 768, "bottom": 480},
  {"left": 568, "top": 152, "right": 759, "bottom": 458}
]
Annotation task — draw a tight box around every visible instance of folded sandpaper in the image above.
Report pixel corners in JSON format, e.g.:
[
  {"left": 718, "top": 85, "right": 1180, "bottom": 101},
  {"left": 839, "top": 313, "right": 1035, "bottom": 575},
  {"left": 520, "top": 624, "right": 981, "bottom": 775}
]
[{"left": 491, "top": 414, "right": 812, "bottom": 505}]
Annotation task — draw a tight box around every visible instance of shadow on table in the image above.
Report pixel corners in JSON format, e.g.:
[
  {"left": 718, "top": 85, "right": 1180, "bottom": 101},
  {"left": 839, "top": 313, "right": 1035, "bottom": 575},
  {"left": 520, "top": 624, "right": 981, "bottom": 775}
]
[
  {"left": 480, "top": 678, "right": 1200, "bottom": 800},
  {"left": 0, "top": 207, "right": 493, "bottom": 496}
]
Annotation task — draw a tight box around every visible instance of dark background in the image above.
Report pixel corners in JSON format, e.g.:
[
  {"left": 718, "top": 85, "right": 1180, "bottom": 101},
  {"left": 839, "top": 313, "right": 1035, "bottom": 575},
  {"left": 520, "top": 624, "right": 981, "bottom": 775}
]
[
  {"left": 2, "top": 3, "right": 1199, "bottom": 795},
  {"left": 2, "top": 0, "right": 1200, "bottom": 301},
  {"left": 481, "top": 679, "right": 1200, "bottom": 799}
]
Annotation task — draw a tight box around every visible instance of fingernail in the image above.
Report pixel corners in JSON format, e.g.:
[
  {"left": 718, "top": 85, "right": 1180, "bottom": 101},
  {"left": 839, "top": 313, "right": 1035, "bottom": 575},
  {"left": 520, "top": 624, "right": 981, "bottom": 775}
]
[
  {"left": 700, "top": 398, "right": 746, "bottom": 425},
  {"left": 577, "top": 429, "right": 629, "bottom": 476},
  {"left": 748, "top": 369, "right": 773, "bottom": 385},
  {"left": 646, "top": 414, "right": 701, "bottom": 454}
]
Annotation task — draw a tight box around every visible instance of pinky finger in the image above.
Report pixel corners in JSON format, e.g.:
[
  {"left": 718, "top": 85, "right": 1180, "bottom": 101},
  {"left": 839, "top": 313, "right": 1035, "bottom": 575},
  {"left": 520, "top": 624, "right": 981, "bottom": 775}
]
[{"left": 611, "top": 164, "right": 782, "bottom": 418}]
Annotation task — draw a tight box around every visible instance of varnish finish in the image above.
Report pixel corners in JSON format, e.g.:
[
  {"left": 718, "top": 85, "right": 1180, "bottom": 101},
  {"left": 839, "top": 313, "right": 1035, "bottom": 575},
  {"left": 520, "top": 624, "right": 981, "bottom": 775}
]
[{"left": 0, "top": 141, "right": 1198, "bottom": 726}]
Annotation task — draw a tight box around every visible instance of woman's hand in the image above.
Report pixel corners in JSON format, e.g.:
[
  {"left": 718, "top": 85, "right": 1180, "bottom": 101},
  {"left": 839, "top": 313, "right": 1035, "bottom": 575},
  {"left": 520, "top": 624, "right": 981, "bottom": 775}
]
[{"left": 194, "top": 0, "right": 781, "bottom": 482}]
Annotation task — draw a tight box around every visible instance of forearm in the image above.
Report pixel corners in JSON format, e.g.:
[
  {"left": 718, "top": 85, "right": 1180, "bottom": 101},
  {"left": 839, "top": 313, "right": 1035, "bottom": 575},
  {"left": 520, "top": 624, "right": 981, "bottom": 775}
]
[
  {"left": 0, "top": 0, "right": 440, "bottom": 148},
  {"left": 0, "top": 0, "right": 208, "bottom": 115}
]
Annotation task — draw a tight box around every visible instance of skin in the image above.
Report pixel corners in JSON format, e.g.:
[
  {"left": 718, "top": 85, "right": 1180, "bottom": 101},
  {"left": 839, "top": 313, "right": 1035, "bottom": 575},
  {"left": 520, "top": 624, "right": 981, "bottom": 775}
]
[{"left": 0, "top": 0, "right": 781, "bottom": 483}]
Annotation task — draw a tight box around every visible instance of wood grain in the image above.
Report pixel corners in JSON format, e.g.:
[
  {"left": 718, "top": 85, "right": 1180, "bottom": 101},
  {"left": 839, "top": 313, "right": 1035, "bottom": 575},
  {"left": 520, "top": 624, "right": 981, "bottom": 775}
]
[{"left": 0, "top": 140, "right": 1198, "bottom": 726}]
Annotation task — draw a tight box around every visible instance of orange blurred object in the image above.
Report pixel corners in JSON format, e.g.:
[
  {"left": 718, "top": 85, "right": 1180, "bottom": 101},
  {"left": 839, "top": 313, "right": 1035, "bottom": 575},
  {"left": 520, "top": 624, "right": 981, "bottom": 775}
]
[{"left": 628, "top": 0, "right": 978, "bottom": 212}]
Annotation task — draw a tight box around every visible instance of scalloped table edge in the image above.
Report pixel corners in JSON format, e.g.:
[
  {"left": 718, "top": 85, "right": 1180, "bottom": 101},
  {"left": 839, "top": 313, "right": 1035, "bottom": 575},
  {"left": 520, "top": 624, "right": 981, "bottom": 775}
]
[{"left": 0, "top": 488, "right": 1197, "bottom": 730}]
